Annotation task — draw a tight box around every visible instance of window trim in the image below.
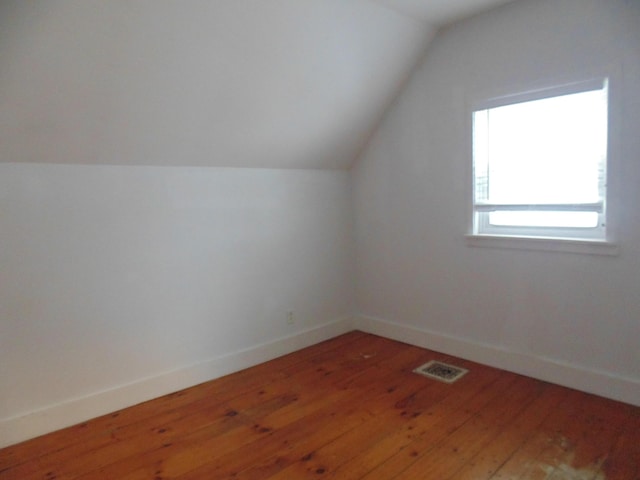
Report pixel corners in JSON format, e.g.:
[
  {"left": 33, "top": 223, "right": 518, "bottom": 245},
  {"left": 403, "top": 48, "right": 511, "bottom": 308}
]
[
  {"left": 465, "top": 234, "right": 619, "bottom": 256},
  {"left": 465, "top": 71, "right": 619, "bottom": 255}
]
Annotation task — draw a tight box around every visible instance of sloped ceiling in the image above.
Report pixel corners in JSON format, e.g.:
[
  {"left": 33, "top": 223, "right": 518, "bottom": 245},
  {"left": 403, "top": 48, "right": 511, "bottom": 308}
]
[
  {"left": 0, "top": 0, "right": 511, "bottom": 170},
  {"left": 369, "top": 0, "right": 515, "bottom": 25}
]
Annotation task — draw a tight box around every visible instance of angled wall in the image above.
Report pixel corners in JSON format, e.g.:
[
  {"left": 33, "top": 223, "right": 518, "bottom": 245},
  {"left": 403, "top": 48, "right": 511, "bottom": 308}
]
[
  {"left": 0, "top": 0, "right": 433, "bottom": 170},
  {"left": 353, "top": 0, "right": 640, "bottom": 405}
]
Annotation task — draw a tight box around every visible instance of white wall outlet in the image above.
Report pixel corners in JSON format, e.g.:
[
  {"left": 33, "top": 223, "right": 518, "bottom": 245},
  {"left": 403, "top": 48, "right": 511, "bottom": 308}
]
[{"left": 287, "top": 311, "right": 295, "bottom": 325}]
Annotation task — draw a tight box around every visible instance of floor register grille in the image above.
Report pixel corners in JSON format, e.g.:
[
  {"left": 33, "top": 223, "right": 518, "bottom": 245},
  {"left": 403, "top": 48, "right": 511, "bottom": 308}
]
[{"left": 413, "top": 360, "right": 469, "bottom": 383}]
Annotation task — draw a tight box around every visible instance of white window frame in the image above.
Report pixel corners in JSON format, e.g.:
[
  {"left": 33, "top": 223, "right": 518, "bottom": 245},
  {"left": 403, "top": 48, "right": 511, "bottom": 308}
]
[{"left": 465, "top": 73, "right": 619, "bottom": 256}]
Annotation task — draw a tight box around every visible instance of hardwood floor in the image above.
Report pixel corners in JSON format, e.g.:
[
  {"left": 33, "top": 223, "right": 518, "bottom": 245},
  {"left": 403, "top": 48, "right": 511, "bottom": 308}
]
[{"left": 1, "top": 331, "right": 639, "bottom": 479}]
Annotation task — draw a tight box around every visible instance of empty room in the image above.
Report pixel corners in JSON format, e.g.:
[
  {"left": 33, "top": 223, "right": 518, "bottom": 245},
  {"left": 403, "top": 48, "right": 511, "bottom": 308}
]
[{"left": 1, "top": 0, "right": 639, "bottom": 478}]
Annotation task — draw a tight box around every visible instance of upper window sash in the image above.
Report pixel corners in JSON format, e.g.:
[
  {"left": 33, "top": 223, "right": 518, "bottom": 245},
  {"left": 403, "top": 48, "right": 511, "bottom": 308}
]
[{"left": 472, "top": 77, "right": 607, "bottom": 112}]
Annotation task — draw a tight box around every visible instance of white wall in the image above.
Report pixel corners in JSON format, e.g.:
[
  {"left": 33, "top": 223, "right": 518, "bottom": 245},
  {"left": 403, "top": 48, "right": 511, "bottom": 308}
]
[
  {"left": 0, "top": 164, "right": 354, "bottom": 446},
  {"left": 0, "top": 0, "right": 394, "bottom": 446},
  {"left": 354, "top": 0, "right": 640, "bottom": 405}
]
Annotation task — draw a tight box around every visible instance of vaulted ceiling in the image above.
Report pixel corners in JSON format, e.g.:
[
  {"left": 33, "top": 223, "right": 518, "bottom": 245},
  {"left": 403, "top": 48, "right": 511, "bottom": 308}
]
[
  {"left": 369, "top": 0, "right": 514, "bottom": 24},
  {"left": 0, "top": 0, "right": 514, "bottom": 170}
]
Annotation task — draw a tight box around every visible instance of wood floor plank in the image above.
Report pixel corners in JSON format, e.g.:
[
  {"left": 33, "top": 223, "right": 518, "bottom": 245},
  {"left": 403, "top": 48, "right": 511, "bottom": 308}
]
[
  {"left": 491, "top": 388, "right": 634, "bottom": 480},
  {"left": 317, "top": 360, "right": 505, "bottom": 479},
  {"left": 66, "top": 342, "right": 399, "bottom": 480},
  {"left": 489, "top": 388, "right": 590, "bottom": 480},
  {"left": 398, "top": 377, "right": 555, "bottom": 480},
  {"left": 1, "top": 332, "right": 638, "bottom": 480},
  {"left": 535, "top": 395, "right": 633, "bottom": 480},
  {"left": 377, "top": 374, "right": 546, "bottom": 480},
  {"left": 172, "top": 365, "right": 434, "bottom": 479},
  {"left": 164, "top": 393, "right": 373, "bottom": 479},
  {"left": 355, "top": 371, "right": 518, "bottom": 480},
  {"left": 257, "top": 362, "right": 475, "bottom": 479},
  {"left": 0, "top": 331, "right": 366, "bottom": 474},
  {"left": 602, "top": 408, "right": 640, "bottom": 480},
  {"left": 2, "top": 337, "right": 371, "bottom": 480},
  {"left": 36, "top": 369, "right": 362, "bottom": 478},
  {"left": 0, "top": 331, "right": 366, "bottom": 471},
  {"left": 450, "top": 383, "right": 570, "bottom": 480}
]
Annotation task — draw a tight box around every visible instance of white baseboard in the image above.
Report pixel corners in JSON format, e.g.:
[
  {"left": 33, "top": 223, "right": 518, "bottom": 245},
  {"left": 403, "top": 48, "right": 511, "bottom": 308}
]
[
  {"left": 5, "top": 314, "right": 636, "bottom": 449},
  {"left": 354, "top": 314, "right": 640, "bottom": 407},
  {"left": 0, "top": 317, "right": 354, "bottom": 449}
]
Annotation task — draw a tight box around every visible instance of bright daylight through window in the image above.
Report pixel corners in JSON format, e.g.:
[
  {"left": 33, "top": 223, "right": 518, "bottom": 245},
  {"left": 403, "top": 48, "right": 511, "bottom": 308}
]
[{"left": 472, "top": 79, "right": 609, "bottom": 242}]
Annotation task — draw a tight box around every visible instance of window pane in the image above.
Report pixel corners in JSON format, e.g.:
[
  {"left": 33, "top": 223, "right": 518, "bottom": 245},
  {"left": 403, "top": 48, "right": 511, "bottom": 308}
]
[{"left": 483, "top": 88, "right": 607, "bottom": 206}]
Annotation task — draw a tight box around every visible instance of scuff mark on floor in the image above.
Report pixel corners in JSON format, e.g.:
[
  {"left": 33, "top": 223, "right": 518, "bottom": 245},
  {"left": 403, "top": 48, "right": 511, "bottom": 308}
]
[{"left": 540, "top": 454, "right": 607, "bottom": 480}]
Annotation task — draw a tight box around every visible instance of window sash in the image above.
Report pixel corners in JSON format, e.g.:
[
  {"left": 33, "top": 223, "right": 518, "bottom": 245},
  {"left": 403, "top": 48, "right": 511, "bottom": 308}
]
[
  {"left": 471, "top": 78, "right": 608, "bottom": 240},
  {"left": 474, "top": 202, "right": 603, "bottom": 213},
  {"left": 473, "top": 78, "right": 607, "bottom": 111}
]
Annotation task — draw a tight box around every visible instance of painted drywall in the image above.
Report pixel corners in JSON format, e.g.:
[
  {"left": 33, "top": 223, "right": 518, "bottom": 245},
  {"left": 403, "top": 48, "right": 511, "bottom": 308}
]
[
  {"left": 0, "top": 163, "right": 355, "bottom": 445},
  {"left": 0, "top": 0, "right": 433, "bottom": 170},
  {"left": 353, "top": 0, "right": 640, "bottom": 404},
  {"left": 370, "top": 0, "right": 515, "bottom": 24}
]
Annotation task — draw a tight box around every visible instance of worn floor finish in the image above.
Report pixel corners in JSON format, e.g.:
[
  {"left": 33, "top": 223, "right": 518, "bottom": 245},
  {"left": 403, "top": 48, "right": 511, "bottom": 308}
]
[{"left": 1, "top": 332, "right": 639, "bottom": 479}]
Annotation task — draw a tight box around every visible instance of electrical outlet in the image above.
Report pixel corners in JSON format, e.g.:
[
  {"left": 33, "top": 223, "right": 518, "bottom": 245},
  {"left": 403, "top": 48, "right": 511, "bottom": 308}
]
[{"left": 287, "top": 311, "right": 295, "bottom": 325}]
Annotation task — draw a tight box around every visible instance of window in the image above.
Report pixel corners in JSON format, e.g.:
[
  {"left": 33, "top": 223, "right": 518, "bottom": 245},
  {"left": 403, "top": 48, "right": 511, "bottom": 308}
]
[{"left": 471, "top": 78, "right": 609, "bottom": 244}]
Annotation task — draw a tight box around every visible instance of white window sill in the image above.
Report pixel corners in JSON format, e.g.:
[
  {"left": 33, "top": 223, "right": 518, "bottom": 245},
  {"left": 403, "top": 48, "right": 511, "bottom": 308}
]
[{"left": 465, "top": 234, "right": 619, "bottom": 256}]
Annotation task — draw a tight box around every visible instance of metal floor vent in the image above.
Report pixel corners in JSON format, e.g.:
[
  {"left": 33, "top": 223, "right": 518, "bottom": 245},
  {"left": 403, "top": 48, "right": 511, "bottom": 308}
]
[{"left": 413, "top": 360, "right": 468, "bottom": 384}]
